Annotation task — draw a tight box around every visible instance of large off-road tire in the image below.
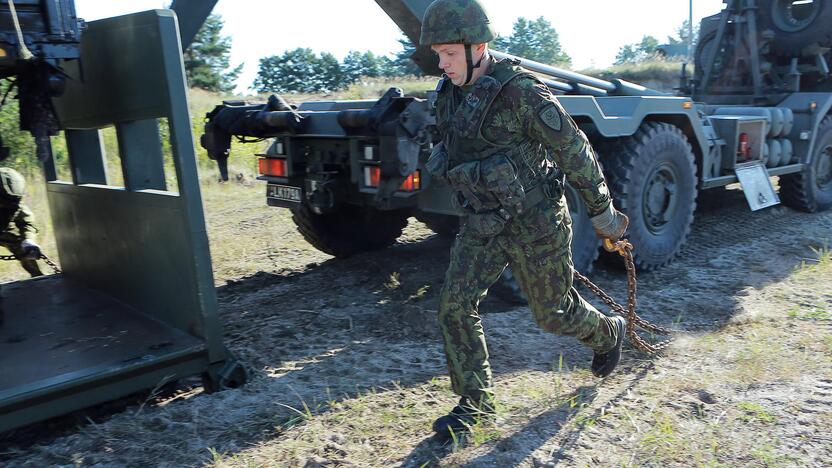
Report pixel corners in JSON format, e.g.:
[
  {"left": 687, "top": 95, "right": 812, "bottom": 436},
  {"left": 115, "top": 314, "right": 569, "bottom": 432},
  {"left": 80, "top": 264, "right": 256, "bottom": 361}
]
[
  {"left": 415, "top": 212, "right": 459, "bottom": 238},
  {"left": 488, "top": 184, "right": 600, "bottom": 305},
  {"left": 291, "top": 203, "right": 409, "bottom": 258},
  {"left": 757, "top": 0, "right": 832, "bottom": 56},
  {"left": 564, "top": 183, "right": 602, "bottom": 274},
  {"left": 780, "top": 115, "right": 832, "bottom": 212},
  {"left": 602, "top": 122, "right": 698, "bottom": 271}
]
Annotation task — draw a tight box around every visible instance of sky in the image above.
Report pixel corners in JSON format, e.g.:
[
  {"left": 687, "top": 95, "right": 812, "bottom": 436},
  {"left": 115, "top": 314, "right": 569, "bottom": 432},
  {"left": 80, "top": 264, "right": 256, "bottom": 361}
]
[{"left": 74, "top": 0, "right": 726, "bottom": 94}]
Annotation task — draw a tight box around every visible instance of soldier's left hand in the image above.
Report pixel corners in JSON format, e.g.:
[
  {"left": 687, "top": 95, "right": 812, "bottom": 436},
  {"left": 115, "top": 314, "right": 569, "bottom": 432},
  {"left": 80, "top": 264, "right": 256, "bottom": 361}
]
[
  {"left": 20, "top": 239, "right": 41, "bottom": 260},
  {"left": 590, "top": 204, "right": 629, "bottom": 242}
]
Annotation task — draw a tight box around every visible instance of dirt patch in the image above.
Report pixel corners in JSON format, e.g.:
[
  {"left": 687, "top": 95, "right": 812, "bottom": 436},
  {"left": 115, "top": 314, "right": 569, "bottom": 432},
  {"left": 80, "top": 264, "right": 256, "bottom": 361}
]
[{"left": 1, "top": 184, "right": 831, "bottom": 467}]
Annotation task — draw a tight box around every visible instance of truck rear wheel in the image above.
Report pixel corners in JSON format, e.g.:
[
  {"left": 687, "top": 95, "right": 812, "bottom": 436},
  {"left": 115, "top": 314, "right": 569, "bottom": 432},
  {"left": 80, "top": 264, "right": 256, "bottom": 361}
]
[
  {"left": 602, "top": 122, "right": 698, "bottom": 270},
  {"left": 415, "top": 212, "right": 459, "bottom": 238},
  {"left": 564, "top": 182, "right": 602, "bottom": 274},
  {"left": 489, "top": 185, "right": 600, "bottom": 305},
  {"left": 291, "top": 203, "right": 409, "bottom": 258},
  {"left": 780, "top": 115, "right": 832, "bottom": 212},
  {"left": 757, "top": 0, "right": 832, "bottom": 56}
]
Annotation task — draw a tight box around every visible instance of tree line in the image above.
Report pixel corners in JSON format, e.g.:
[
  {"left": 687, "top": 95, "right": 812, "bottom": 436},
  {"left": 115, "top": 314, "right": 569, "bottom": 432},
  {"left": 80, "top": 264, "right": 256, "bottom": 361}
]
[
  {"left": 187, "top": 14, "right": 581, "bottom": 94},
  {"left": 183, "top": 15, "right": 696, "bottom": 94}
]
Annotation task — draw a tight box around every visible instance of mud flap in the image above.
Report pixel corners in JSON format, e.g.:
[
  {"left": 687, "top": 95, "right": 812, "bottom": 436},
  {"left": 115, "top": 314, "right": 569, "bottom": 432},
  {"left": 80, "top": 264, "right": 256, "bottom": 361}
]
[{"left": 735, "top": 161, "right": 780, "bottom": 210}]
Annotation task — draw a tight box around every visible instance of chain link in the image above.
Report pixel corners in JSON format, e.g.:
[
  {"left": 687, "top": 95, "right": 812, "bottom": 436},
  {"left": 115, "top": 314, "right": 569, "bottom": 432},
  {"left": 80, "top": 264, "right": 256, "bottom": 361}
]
[
  {"left": 574, "top": 239, "right": 674, "bottom": 354},
  {"left": 0, "top": 251, "right": 62, "bottom": 274},
  {"left": 40, "top": 254, "right": 62, "bottom": 274}
]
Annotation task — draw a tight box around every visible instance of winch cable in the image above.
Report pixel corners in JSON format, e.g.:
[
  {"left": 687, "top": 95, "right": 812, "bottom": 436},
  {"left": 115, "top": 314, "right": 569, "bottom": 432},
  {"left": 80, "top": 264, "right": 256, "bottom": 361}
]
[
  {"left": 0, "top": 252, "right": 62, "bottom": 274},
  {"left": 573, "top": 239, "right": 674, "bottom": 354}
]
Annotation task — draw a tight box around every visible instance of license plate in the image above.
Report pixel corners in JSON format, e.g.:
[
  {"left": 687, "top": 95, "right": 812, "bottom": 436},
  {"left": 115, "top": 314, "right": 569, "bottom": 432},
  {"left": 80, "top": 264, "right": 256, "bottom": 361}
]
[{"left": 267, "top": 184, "right": 302, "bottom": 203}]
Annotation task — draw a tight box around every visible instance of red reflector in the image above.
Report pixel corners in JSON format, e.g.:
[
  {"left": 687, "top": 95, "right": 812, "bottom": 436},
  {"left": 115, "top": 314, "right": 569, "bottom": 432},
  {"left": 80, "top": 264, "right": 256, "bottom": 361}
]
[
  {"left": 364, "top": 166, "right": 381, "bottom": 187},
  {"left": 258, "top": 158, "right": 286, "bottom": 177},
  {"left": 363, "top": 167, "right": 421, "bottom": 191}
]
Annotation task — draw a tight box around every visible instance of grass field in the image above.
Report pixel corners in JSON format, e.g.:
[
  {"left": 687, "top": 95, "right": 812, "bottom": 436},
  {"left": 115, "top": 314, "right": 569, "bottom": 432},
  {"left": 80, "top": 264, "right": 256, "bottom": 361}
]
[{"left": 4, "top": 73, "right": 831, "bottom": 467}]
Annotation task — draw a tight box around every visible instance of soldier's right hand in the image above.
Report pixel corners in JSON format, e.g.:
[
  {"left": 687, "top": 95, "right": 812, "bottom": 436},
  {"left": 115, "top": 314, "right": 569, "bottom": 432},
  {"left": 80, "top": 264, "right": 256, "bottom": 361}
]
[
  {"left": 20, "top": 239, "right": 41, "bottom": 260},
  {"left": 426, "top": 142, "right": 449, "bottom": 182},
  {"left": 590, "top": 204, "right": 629, "bottom": 242}
]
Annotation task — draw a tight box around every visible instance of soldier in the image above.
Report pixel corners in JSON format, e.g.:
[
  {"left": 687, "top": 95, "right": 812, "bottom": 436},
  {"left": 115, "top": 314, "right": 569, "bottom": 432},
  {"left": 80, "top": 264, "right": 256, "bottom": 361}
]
[
  {"left": 421, "top": 0, "right": 630, "bottom": 438},
  {"left": 0, "top": 167, "right": 43, "bottom": 277}
]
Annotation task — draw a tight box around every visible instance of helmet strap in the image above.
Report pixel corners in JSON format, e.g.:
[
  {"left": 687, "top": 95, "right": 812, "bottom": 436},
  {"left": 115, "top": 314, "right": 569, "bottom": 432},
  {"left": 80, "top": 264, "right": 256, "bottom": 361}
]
[{"left": 463, "top": 45, "right": 489, "bottom": 86}]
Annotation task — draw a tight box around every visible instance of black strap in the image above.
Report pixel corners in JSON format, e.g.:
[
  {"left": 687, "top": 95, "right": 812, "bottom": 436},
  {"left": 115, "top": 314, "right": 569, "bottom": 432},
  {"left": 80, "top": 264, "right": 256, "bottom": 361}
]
[
  {"left": 463, "top": 46, "right": 488, "bottom": 86},
  {"left": 464, "top": 44, "right": 474, "bottom": 85}
]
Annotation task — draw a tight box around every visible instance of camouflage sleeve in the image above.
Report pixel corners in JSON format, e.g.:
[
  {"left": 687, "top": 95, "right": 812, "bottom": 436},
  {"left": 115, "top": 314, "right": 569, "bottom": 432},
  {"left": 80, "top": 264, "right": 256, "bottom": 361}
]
[
  {"left": 511, "top": 77, "right": 612, "bottom": 216},
  {"left": 14, "top": 204, "right": 38, "bottom": 241}
]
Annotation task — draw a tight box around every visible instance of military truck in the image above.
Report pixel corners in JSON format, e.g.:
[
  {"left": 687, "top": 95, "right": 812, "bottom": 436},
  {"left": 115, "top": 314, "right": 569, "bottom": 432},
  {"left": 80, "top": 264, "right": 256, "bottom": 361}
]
[{"left": 201, "top": 0, "right": 832, "bottom": 297}]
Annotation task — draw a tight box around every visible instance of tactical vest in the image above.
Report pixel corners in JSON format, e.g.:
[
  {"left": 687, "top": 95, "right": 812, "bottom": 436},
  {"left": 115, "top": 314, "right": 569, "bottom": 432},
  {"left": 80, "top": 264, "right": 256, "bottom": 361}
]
[{"left": 434, "top": 58, "right": 555, "bottom": 190}]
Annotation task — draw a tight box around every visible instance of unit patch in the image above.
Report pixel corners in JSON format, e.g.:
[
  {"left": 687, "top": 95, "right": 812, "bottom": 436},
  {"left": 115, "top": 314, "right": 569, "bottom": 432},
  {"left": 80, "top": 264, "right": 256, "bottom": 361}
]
[{"left": 538, "top": 104, "right": 562, "bottom": 132}]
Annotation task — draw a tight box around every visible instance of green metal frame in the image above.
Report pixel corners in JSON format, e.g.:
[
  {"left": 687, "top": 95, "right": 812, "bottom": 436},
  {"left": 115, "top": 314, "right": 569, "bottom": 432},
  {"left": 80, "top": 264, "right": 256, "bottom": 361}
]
[{"left": 0, "top": 9, "right": 242, "bottom": 433}]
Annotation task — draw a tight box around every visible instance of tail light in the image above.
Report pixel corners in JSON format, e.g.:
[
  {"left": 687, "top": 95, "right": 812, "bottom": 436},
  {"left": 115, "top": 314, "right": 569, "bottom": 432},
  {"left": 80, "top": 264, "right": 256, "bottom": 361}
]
[
  {"left": 364, "top": 166, "right": 381, "bottom": 188},
  {"left": 363, "top": 166, "right": 421, "bottom": 192},
  {"left": 738, "top": 133, "right": 750, "bottom": 160},
  {"left": 400, "top": 171, "right": 421, "bottom": 192},
  {"left": 258, "top": 158, "right": 287, "bottom": 177}
]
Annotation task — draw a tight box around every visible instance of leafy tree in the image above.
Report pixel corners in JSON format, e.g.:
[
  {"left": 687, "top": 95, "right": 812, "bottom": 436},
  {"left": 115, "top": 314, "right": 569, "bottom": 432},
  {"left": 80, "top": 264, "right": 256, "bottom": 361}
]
[
  {"left": 0, "top": 82, "right": 36, "bottom": 174},
  {"left": 667, "top": 20, "right": 699, "bottom": 47},
  {"left": 254, "top": 48, "right": 320, "bottom": 93},
  {"left": 614, "top": 35, "right": 660, "bottom": 64},
  {"left": 392, "top": 34, "right": 423, "bottom": 77},
  {"left": 342, "top": 51, "right": 382, "bottom": 82},
  {"left": 316, "top": 52, "right": 346, "bottom": 92},
  {"left": 183, "top": 14, "right": 242, "bottom": 92},
  {"left": 492, "top": 16, "right": 570, "bottom": 66}
]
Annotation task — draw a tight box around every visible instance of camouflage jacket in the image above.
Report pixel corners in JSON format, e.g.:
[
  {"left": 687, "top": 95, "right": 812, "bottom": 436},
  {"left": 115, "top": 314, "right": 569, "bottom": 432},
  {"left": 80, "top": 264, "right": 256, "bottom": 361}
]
[
  {"left": 434, "top": 57, "right": 612, "bottom": 216},
  {"left": 0, "top": 203, "right": 37, "bottom": 241}
]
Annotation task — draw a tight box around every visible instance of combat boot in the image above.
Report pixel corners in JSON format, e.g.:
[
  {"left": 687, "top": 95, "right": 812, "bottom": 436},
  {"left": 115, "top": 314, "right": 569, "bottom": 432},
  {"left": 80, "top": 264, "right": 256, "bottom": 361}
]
[
  {"left": 591, "top": 316, "right": 626, "bottom": 378},
  {"left": 432, "top": 397, "right": 494, "bottom": 438}
]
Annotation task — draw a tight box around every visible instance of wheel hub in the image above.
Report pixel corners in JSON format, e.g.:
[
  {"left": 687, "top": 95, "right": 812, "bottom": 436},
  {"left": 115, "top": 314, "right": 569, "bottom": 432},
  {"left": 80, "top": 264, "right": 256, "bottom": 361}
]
[
  {"left": 642, "top": 162, "right": 679, "bottom": 234},
  {"left": 816, "top": 143, "right": 832, "bottom": 190},
  {"left": 773, "top": 0, "right": 820, "bottom": 32}
]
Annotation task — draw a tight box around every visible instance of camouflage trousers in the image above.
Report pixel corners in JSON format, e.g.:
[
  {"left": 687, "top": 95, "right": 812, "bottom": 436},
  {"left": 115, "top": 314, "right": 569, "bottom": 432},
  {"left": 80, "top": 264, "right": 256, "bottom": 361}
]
[
  {"left": 437, "top": 195, "right": 619, "bottom": 406},
  {"left": 0, "top": 232, "right": 42, "bottom": 277}
]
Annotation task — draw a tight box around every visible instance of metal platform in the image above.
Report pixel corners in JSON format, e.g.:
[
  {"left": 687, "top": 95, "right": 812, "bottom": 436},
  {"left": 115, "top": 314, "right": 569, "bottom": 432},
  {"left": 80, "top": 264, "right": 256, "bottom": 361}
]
[
  {"left": 0, "top": 9, "right": 245, "bottom": 432},
  {"left": 0, "top": 276, "right": 208, "bottom": 431}
]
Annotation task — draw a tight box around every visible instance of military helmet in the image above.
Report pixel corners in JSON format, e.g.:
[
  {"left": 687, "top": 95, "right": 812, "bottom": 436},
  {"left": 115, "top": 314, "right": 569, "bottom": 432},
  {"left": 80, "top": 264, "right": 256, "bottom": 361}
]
[
  {"left": 0, "top": 167, "right": 26, "bottom": 199},
  {"left": 420, "top": 0, "right": 496, "bottom": 46}
]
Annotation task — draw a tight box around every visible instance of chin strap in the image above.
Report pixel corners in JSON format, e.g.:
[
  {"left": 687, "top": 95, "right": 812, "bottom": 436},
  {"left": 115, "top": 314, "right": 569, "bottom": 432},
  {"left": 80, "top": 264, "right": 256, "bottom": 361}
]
[{"left": 463, "top": 45, "right": 490, "bottom": 85}]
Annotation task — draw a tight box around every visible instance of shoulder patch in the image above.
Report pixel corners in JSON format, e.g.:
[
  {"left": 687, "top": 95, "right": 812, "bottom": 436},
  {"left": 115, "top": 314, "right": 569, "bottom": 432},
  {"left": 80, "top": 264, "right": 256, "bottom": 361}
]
[{"left": 538, "top": 103, "right": 562, "bottom": 132}]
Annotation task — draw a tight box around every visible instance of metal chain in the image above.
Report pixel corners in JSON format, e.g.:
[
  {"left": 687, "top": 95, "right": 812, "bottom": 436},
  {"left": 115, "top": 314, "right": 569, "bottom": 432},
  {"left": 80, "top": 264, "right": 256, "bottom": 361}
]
[
  {"left": 40, "top": 254, "right": 62, "bottom": 274},
  {"left": 574, "top": 239, "right": 674, "bottom": 354},
  {"left": 0, "top": 252, "right": 62, "bottom": 274}
]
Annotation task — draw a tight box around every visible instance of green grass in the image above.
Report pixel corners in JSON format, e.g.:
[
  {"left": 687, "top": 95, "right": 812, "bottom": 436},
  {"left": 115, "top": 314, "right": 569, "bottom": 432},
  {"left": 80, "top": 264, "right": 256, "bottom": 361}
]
[
  {"left": 796, "top": 245, "right": 832, "bottom": 274},
  {"left": 636, "top": 411, "right": 685, "bottom": 463},
  {"left": 736, "top": 401, "right": 778, "bottom": 424}
]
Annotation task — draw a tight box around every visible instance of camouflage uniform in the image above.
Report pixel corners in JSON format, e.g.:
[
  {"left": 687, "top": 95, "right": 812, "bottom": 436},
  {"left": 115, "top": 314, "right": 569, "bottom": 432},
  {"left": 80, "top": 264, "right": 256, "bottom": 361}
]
[
  {"left": 431, "top": 59, "right": 622, "bottom": 408},
  {"left": 0, "top": 168, "right": 42, "bottom": 277}
]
